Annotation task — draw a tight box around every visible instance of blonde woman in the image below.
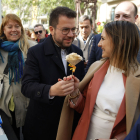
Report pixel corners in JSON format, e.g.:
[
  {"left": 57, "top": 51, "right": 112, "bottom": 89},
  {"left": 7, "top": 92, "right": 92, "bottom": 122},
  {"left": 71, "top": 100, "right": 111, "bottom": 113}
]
[
  {"left": 0, "top": 14, "right": 37, "bottom": 139},
  {"left": 24, "top": 28, "right": 32, "bottom": 40}
]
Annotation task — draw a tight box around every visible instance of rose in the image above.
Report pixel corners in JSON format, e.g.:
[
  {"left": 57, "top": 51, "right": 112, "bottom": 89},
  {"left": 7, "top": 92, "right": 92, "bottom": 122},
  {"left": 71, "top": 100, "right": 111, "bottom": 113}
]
[{"left": 97, "top": 22, "right": 101, "bottom": 25}]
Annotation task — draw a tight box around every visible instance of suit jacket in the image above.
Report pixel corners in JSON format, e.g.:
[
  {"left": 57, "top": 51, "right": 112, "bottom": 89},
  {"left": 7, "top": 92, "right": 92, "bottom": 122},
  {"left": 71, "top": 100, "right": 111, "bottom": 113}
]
[
  {"left": 56, "top": 59, "right": 140, "bottom": 140},
  {"left": 21, "top": 35, "right": 85, "bottom": 140},
  {"left": 85, "top": 33, "right": 102, "bottom": 72},
  {"left": 73, "top": 32, "right": 94, "bottom": 61}
]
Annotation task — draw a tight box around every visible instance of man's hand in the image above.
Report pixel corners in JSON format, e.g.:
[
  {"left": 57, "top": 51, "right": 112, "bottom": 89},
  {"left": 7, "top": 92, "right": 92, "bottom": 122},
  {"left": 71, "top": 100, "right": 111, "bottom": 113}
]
[
  {"left": 49, "top": 78, "right": 74, "bottom": 97},
  {"left": 63, "top": 75, "right": 80, "bottom": 97}
]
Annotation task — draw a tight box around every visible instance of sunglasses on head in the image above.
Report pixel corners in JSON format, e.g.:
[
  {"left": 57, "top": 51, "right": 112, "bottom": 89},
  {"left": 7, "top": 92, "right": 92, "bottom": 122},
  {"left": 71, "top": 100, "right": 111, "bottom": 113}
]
[{"left": 34, "top": 30, "right": 42, "bottom": 34}]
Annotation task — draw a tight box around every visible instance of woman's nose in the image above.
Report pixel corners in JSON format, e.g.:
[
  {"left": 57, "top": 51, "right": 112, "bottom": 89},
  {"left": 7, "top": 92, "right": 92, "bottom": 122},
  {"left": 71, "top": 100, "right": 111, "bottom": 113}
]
[{"left": 12, "top": 27, "right": 16, "bottom": 31}]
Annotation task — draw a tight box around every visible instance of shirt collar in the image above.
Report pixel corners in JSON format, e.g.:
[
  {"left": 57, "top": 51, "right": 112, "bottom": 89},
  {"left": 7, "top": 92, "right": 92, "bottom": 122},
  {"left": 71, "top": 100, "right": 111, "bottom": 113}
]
[{"left": 54, "top": 43, "right": 71, "bottom": 54}]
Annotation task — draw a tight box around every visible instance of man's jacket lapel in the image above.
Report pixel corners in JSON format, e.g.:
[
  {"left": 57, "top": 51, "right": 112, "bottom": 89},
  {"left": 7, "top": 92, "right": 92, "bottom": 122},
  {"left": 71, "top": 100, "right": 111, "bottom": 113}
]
[{"left": 44, "top": 36, "right": 65, "bottom": 74}]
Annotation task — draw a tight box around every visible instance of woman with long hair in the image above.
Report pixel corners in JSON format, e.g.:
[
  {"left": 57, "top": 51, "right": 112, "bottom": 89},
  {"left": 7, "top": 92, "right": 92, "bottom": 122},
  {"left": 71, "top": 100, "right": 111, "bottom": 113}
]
[
  {"left": 0, "top": 14, "right": 37, "bottom": 139},
  {"left": 57, "top": 21, "right": 140, "bottom": 140}
]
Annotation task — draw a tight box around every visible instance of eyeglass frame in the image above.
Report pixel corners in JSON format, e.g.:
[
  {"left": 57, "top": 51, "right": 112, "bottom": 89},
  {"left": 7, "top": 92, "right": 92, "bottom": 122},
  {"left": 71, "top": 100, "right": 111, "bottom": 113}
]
[
  {"left": 56, "top": 27, "right": 78, "bottom": 35},
  {"left": 34, "top": 30, "right": 43, "bottom": 35}
]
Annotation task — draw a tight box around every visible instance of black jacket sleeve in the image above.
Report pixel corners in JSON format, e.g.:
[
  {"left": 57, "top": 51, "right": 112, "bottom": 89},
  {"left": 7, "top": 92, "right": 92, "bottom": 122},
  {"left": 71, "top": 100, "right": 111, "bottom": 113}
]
[{"left": 21, "top": 48, "right": 51, "bottom": 104}]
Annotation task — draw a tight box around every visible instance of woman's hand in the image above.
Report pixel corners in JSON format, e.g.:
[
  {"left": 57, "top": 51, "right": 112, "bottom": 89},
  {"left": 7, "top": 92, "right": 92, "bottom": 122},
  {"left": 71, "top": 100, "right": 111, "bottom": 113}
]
[
  {"left": 50, "top": 78, "right": 74, "bottom": 96},
  {"left": 63, "top": 75, "right": 79, "bottom": 91}
]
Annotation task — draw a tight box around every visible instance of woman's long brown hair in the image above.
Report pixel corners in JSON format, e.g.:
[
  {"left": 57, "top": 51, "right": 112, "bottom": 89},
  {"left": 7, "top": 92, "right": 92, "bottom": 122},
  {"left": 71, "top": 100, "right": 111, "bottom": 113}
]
[{"left": 104, "top": 21, "right": 139, "bottom": 76}]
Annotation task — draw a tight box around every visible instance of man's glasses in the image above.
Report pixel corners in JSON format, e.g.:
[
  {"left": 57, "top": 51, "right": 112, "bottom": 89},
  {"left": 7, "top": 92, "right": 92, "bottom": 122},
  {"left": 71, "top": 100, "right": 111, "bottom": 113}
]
[
  {"left": 56, "top": 27, "right": 78, "bottom": 35},
  {"left": 34, "top": 30, "right": 42, "bottom": 34}
]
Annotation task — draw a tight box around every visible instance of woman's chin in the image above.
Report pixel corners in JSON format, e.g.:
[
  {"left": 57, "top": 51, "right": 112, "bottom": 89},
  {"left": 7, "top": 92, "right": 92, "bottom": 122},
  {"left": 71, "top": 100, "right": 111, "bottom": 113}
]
[
  {"left": 102, "top": 53, "right": 109, "bottom": 58},
  {"left": 102, "top": 54, "right": 105, "bottom": 58}
]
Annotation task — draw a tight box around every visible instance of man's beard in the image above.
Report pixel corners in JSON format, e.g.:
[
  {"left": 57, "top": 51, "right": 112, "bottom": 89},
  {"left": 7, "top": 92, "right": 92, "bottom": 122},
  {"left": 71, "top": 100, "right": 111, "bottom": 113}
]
[{"left": 53, "top": 32, "right": 73, "bottom": 49}]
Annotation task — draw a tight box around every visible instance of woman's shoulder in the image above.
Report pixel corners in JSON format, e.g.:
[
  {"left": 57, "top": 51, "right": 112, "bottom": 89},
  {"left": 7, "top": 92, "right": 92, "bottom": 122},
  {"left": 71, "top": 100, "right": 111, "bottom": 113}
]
[
  {"left": 88, "top": 59, "right": 107, "bottom": 71},
  {"left": 132, "top": 65, "right": 140, "bottom": 77},
  {"left": 79, "top": 59, "right": 108, "bottom": 92}
]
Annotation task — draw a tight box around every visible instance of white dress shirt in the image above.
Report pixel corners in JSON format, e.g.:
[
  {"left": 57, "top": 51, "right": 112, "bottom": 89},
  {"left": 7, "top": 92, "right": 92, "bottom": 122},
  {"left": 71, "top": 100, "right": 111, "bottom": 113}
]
[{"left": 87, "top": 65, "right": 125, "bottom": 140}]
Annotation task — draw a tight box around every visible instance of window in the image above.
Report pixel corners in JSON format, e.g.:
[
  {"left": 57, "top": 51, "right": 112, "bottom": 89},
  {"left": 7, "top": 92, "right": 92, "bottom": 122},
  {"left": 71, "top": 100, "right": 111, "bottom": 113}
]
[{"left": 111, "top": 7, "right": 115, "bottom": 21}]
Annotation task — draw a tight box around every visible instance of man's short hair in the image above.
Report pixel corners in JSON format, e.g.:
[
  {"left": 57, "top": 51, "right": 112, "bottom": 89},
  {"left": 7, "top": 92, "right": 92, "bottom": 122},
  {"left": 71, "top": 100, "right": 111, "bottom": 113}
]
[
  {"left": 49, "top": 6, "right": 76, "bottom": 28},
  {"left": 34, "top": 24, "right": 45, "bottom": 31},
  {"left": 116, "top": 1, "right": 138, "bottom": 16},
  {"left": 79, "top": 15, "right": 92, "bottom": 25}
]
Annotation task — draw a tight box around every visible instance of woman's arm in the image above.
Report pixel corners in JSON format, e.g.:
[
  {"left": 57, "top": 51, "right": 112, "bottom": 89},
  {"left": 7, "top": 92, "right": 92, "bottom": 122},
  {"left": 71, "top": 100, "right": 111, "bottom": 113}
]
[{"left": 63, "top": 75, "right": 88, "bottom": 113}]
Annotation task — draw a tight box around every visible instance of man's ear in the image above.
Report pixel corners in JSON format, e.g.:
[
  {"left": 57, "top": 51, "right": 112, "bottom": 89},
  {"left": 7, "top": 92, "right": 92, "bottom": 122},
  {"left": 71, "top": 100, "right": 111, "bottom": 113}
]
[
  {"left": 135, "top": 15, "right": 138, "bottom": 22},
  {"left": 49, "top": 26, "right": 54, "bottom": 35}
]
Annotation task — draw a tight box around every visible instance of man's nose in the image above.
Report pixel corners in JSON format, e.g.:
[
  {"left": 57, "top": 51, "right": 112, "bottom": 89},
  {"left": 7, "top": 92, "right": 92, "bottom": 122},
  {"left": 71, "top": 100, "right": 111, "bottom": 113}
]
[
  {"left": 83, "top": 28, "right": 86, "bottom": 32},
  {"left": 67, "top": 29, "right": 74, "bottom": 37}
]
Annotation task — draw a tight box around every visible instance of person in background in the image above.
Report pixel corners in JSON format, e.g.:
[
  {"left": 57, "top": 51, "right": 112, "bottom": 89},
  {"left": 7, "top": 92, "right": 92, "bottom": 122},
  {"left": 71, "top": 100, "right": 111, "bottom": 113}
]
[
  {"left": 73, "top": 15, "right": 94, "bottom": 67},
  {"left": 21, "top": 6, "right": 85, "bottom": 140},
  {"left": 46, "top": 29, "right": 49, "bottom": 35},
  {"left": 0, "top": 14, "right": 37, "bottom": 140},
  {"left": 57, "top": 21, "right": 140, "bottom": 140},
  {"left": 86, "top": 1, "right": 139, "bottom": 73},
  {"left": 34, "top": 24, "right": 48, "bottom": 43},
  {"left": 30, "top": 31, "right": 36, "bottom": 41},
  {"left": 24, "top": 28, "right": 32, "bottom": 39}
]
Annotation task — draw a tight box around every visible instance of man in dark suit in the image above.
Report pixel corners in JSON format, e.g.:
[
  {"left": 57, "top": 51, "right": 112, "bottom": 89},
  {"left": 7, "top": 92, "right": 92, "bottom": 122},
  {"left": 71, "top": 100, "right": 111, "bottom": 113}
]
[
  {"left": 21, "top": 6, "right": 85, "bottom": 140},
  {"left": 86, "top": 1, "right": 140, "bottom": 73},
  {"left": 85, "top": 33, "right": 102, "bottom": 72}
]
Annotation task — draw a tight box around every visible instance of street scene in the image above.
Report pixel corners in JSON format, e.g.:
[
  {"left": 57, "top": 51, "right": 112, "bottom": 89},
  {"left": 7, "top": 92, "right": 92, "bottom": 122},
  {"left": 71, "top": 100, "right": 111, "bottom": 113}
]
[{"left": 0, "top": 0, "right": 140, "bottom": 140}]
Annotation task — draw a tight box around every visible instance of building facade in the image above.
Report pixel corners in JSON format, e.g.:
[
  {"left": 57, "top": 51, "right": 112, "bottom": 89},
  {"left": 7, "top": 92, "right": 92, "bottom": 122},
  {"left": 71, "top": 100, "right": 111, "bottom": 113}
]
[{"left": 97, "top": 0, "right": 140, "bottom": 27}]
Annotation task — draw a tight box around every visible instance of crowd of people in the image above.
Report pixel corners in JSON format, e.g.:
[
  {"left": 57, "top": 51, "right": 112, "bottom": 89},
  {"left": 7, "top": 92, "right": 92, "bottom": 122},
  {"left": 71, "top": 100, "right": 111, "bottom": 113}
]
[{"left": 0, "top": 1, "right": 140, "bottom": 140}]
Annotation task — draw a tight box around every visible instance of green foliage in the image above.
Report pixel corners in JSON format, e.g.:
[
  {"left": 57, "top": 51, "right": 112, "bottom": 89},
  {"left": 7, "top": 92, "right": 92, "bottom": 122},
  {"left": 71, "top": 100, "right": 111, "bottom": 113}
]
[
  {"left": 2, "top": 0, "right": 75, "bottom": 19},
  {"left": 96, "top": 22, "right": 106, "bottom": 34},
  {"left": 38, "top": 0, "right": 75, "bottom": 16},
  {"left": 2, "top": 0, "right": 33, "bottom": 17}
]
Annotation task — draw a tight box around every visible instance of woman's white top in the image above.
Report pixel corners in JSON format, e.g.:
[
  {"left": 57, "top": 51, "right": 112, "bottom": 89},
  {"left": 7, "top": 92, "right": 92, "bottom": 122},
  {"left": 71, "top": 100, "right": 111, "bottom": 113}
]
[{"left": 87, "top": 65, "right": 125, "bottom": 140}]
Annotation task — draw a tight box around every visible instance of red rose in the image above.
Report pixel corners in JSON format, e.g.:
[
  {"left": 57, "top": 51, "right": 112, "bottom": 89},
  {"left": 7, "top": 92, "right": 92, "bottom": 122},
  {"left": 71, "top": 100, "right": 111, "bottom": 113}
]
[{"left": 97, "top": 22, "right": 101, "bottom": 25}]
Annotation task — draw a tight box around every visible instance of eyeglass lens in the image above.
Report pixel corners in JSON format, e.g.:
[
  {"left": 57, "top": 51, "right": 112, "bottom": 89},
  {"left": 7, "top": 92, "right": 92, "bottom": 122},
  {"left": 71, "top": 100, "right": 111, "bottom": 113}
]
[
  {"left": 62, "top": 28, "right": 78, "bottom": 35},
  {"left": 35, "top": 30, "right": 42, "bottom": 34}
]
